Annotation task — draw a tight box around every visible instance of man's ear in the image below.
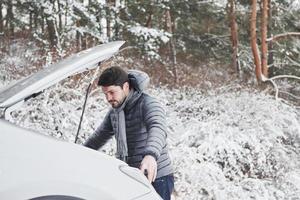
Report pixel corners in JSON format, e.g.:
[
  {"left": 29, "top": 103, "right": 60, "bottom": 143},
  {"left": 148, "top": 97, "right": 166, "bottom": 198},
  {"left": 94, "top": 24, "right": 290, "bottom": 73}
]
[{"left": 122, "top": 82, "right": 130, "bottom": 91}]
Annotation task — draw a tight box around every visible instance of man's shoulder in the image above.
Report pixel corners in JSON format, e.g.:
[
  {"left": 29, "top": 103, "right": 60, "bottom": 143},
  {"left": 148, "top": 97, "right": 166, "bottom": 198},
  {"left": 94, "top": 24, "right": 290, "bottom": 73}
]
[
  {"left": 140, "top": 92, "right": 158, "bottom": 103},
  {"left": 140, "top": 93, "right": 163, "bottom": 108},
  {"left": 140, "top": 93, "right": 166, "bottom": 119}
]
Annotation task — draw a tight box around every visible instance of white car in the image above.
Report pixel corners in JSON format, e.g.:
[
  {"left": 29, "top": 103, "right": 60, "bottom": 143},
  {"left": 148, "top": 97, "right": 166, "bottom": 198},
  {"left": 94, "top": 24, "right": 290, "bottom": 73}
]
[{"left": 0, "top": 41, "right": 162, "bottom": 200}]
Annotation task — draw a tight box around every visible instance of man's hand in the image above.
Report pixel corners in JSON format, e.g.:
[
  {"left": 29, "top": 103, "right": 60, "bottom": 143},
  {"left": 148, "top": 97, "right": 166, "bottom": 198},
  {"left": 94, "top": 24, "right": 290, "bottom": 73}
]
[{"left": 140, "top": 155, "right": 157, "bottom": 182}]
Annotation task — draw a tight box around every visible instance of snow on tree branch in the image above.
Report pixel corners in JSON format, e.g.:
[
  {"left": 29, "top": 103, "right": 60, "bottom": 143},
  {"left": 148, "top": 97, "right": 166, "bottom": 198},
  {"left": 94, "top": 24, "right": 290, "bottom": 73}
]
[{"left": 267, "top": 32, "right": 300, "bottom": 42}]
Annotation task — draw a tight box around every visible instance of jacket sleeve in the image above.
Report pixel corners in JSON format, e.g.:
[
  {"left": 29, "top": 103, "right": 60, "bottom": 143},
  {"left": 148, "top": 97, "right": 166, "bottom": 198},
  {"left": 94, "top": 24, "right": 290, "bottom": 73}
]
[
  {"left": 83, "top": 111, "right": 114, "bottom": 150},
  {"left": 142, "top": 96, "right": 167, "bottom": 160}
]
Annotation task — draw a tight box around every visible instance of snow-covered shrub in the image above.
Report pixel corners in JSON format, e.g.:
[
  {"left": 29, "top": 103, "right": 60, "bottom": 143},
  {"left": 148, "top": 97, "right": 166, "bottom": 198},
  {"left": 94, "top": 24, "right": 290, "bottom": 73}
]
[
  {"left": 1, "top": 49, "right": 299, "bottom": 199},
  {"left": 4, "top": 79, "right": 299, "bottom": 199},
  {"left": 0, "top": 40, "right": 41, "bottom": 84},
  {"left": 151, "top": 87, "right": 300, "bottom": 199},
  {"left": 127, "top": 25, "right": 171, "bottom": 59},
  {"left": 6, "top": 76, "right": 117, "bottom": 156}
]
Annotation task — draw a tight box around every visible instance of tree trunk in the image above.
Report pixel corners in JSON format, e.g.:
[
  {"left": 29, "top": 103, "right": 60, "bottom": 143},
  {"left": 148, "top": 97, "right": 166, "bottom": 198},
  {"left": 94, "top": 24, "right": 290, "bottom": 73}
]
[
  {"left": 75, "top": 0, "right": 87, "bottom": 50},
  {"left": 145, "top": 8, "right": 153, "bottom": 28},
  {"left": 29, "top": 11, "right": 33, "bottom": 32},
  {"left": 268, "top": 0, "right": 274, "bottom": 65},
  {"left": 57, "top": 0, "right": 62, "bottom": 33},
  {"left": 6, "top": 0, "right": 14, "bottom": 39},
  {"left": 40, "top": 8, "right": 45, "bottom": 33},
  {"left": 76, "top": 20, "right": 81, "bottom": 51},
  {"left": 228, "top": 0, "right": 240, "bottom": 76},
  {"left": 106, "top": 0, "right": 115, "bottom": 40},
  {"left": 114, "top": 1, "right": 120, "bottom": 40},
  {"left": 34, "top": 6, "right": 38, "bottom": 30},
  {"left": 250, "top": 0, "right": 262, "bottom": 81},
  {"left": 0, "top": 2, "right": 3, "bottom": 34},
  {"left": 107, "top": 17, "right": 111, "bottom": 40},
  {"left": 65, "top": 1, "right": 68, "bottom": 27},
  {"left": 267, "top": 0, "right": 274, "bottom": 76},
  {"left": 96, "top": 15, "right": 102, "bottom": 40},
  {"left": 261, "top": 0, "right": 268, "bottom": 77},
  {"left": 165, "top": 9, "right": 178, "bottom": 84},
  {"left": 114, "top": 20, "right": 120, "bottom": 40},
  {"left": 45, "top": 0, "right": 58, "bottom": 49},
  {"left": 46, "top": 17, "right": 58, "bottom": 48}
]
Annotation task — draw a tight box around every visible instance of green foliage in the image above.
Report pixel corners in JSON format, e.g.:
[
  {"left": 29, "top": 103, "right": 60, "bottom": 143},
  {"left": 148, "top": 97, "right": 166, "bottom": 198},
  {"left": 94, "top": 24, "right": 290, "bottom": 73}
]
[
  {"left": 0, "top": 0, "right": 299, "bottom": 77},
  {"left": 119, "top": 0, "right": 171, "bottom": 59},
  {"left": 170, "top": 0, "right": 231, "bottom": 63},
  {"left": 268, "top": 1, "right": 300, "bottom": 77}
]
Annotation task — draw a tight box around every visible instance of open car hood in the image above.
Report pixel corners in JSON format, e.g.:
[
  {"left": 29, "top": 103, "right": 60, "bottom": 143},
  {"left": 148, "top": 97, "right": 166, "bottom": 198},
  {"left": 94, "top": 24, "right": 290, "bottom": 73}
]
[{"left": 0, "top": 41, "right": 125, "bottom": 108}]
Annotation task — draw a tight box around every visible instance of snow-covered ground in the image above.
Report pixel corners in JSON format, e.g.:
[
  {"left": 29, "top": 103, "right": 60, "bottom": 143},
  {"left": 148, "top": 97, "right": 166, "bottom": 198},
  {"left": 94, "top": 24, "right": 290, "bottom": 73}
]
[{"left": 1, "top": 45, "right": 300, "bottom": 199}]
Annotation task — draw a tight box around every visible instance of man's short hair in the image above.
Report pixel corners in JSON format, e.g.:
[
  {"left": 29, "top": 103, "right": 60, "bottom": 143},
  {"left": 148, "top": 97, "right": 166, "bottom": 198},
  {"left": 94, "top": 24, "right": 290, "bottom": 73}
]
[{"left": 98, "top": 66, "right": 129, "bottom": 87}]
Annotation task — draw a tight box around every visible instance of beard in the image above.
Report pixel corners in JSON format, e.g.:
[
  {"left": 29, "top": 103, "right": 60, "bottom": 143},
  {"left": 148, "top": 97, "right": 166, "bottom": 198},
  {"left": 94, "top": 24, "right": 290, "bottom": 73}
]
[
  {"left": 109, "top": 93, "right": 127, "bottom": 108},
  {"left": 109, "top": 100, "right": 121, "bottom": 108}
]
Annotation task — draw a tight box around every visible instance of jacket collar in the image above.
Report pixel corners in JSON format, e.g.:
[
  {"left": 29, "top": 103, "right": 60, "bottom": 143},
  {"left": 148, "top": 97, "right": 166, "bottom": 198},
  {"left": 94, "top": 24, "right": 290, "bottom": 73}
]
[{"left": 124, "top": 89, "right": 142, "bottom": 112}]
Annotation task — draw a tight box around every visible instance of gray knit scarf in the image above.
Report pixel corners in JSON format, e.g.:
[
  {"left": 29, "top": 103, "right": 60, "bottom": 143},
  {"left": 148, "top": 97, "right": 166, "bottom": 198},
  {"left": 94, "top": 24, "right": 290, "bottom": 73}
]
[{"left": 110, "top": 89, "right": 134, "bottom": 161}]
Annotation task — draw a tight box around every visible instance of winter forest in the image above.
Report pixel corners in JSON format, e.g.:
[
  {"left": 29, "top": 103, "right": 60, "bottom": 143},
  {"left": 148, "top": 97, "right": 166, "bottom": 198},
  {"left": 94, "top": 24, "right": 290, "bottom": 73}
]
[{"left": 0, "top": 0, "right": 300, "bottom": 199}]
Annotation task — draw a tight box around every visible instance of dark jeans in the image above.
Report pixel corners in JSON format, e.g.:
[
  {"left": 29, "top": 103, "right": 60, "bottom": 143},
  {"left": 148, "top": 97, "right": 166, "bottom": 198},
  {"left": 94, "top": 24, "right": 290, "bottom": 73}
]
[{"left": 152, "top": 174, "right": 174, "bottom": 200}]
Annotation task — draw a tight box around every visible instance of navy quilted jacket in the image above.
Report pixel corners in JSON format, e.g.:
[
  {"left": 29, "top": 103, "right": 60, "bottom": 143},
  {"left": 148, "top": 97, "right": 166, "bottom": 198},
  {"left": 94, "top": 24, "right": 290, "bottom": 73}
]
[{"left": 84, "top": 73, "right": 173, "bottom": 179}]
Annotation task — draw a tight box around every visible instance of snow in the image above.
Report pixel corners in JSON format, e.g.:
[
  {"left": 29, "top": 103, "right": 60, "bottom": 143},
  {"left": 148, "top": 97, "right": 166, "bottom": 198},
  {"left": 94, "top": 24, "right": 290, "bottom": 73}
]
[
  {"left": 1, "top": 48, "right": 300, "bottom": 199},
  {"left": 129, "top": 26, "right": 171, "bottom": 44},
  {"left": 128, "top": 25, "right": 171, "bottom": 59},
  {"left": 161, "top": 87, "right": 300, "bottom": 199}
]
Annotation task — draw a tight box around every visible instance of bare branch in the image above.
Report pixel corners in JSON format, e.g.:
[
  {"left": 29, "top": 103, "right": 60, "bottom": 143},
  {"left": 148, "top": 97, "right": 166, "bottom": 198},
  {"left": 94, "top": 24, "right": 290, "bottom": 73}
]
[
  {"left": 286, "top": 57, "right": 300, "bottom": 67},
  {"left": 263, "top": 75, "right": 300, "bottom": 101},
  {"left": 267, "top": 32, "right": 300, "bottom": 42},
  {"left": 279, "top": 90, "right": 300, "bottom": 100},
  {"left": 268, "top": 78, "right": 279, "bottom": 100},
  {"left": 268, "top": 75, "right": 300, "bottom": 81}
]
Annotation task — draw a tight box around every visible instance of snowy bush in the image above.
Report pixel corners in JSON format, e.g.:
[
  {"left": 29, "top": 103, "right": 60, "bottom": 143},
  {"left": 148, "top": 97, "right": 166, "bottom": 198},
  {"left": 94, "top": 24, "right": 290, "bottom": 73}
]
[
  {"left": 1, "top": 50, "right": 300, "bottom": 199},
  {"left": 0, "top": 40, "right": 41, "bottom": 84},
  {"left": 128, "top": 25, "right": 171, "bottom": 59},
  {"left": 153, "top": 87, "right": 300, "bottom": 199}
]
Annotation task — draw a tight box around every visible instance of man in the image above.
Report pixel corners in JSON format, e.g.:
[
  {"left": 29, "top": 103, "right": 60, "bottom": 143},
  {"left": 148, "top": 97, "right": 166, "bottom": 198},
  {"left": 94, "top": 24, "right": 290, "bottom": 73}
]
[{"left": 84, "top": 66, "right": 174, "bottom": 200}]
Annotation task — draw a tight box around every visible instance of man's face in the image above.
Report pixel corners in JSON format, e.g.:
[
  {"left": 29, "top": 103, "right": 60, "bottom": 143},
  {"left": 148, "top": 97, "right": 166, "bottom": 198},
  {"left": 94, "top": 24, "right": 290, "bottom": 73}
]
[{"left": 101, "top": 83, "right": 129, "bottom": 108}]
